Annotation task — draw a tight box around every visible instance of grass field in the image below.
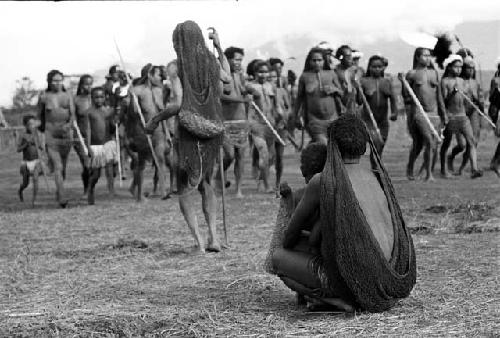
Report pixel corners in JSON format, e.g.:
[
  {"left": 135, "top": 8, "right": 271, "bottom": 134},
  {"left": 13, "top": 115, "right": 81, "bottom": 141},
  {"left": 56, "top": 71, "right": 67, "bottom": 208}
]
[{"left": 1, "top": 119, "right": 499, "bottom": 337}]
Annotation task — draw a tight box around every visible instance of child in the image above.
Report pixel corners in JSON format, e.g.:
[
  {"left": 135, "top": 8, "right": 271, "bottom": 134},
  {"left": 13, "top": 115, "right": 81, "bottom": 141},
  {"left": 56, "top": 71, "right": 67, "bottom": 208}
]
[
  {"left": 17, "top": 114, "right": 43, "bottom": 207},
  {"left": 439, "top": 55, "right": 482, "bottom": 179},
  {"left": 84, "top": 87, "right": 118, "bottom": 205}
]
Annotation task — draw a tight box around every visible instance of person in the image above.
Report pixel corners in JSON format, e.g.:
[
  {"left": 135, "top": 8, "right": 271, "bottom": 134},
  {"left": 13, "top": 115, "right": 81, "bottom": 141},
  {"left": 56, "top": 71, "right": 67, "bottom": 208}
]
[
  {"left": 84, "top": 87, "right": 118, "bottom": 205},
  {"left": 127, "top": 64, "right": 170, "bottom": 201},
  {"left": 269, "top": 58, "right": 289, "bottom": 89},
  {"left": 439, "top": 55, "right": 482, "bottom": 179},
  {"left": 145, "top": 21, "right": 231, "bottom": 253},
  {"left": 402, "top": 47, "right": 447, "bottom": 181},
  {"left": 447, "top": 56, "right": 484, "bottom": 175},
  {"left": 352, "top": 49, "right": 365, "bottom": 79},
  {"left": 38, "top": 69, "right": 75, "bottom": 208},
  {"left": 268, "top": 114, "right": 416, "bottom": 312},
  {"left": 104, "top": 65, "right": 121, "bottom": 107},
  {"left": 294, "top": 47, "right": 343, "bottom": 145},
  {"left": 359, "top": 55, "right": 398, "bottom": 155},
  {"left": 248, "top": 61, "right": 280, "bottom": 193},
  {"left": 73, "top": 74, "right": 93, "bottom": 196},
  {"left": 218, "top": 46, "right": 258, "bottom": 198},
  {"left": 491, "top": 116, "right": 500, "bottom": 177},
  {"left": 334, "top": 45, "right": 358, "bottom": 114},
  {"left": 488, "top": 58, "right": 500, "bottom": 173},
  {"left": 0, "top": 107, "right": 9, "bottom": 128},
  {"left": 17, "top": 115, "right": 43, "bottom": 207}
]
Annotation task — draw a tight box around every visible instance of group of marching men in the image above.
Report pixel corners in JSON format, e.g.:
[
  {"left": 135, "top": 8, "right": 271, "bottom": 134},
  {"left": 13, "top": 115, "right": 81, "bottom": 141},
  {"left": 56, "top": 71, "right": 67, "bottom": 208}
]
[{"left": 16, "top": 27, "right": 500, "bottom": 211}]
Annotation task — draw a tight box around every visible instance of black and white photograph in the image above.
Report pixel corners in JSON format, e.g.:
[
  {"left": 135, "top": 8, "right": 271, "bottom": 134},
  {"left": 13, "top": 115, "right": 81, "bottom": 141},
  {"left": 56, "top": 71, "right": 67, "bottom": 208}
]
[{"left": 0, "top": 0, "right": 498, "bottom": 336}]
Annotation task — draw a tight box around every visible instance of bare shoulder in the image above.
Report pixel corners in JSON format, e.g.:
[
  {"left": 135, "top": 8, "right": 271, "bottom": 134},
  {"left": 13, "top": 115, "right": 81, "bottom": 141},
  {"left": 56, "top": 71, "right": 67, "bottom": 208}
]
[{"left": 306, "top": 174, "right": 322, "bottom": 194}]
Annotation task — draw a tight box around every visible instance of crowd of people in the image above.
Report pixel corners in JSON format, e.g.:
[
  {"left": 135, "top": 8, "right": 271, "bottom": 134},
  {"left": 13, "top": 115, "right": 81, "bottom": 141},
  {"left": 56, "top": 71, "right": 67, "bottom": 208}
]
[{"left": 14, "top": 20, "right": 500, "bottom": 311}]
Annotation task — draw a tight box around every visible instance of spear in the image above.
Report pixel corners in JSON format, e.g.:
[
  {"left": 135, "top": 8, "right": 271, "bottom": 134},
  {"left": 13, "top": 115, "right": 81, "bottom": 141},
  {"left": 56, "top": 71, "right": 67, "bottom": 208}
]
[
  {"left": 457, "top": 90, "right": 496, "bottom": 128},
  {"left": 113, "top": 38, "right": 161, "bottom": 171}
]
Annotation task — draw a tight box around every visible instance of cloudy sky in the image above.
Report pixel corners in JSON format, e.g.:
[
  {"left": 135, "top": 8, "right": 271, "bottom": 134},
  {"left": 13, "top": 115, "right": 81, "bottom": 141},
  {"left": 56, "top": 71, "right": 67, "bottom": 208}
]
[{"left": 0, "top": 0, "right": 499, "bottom": 107}]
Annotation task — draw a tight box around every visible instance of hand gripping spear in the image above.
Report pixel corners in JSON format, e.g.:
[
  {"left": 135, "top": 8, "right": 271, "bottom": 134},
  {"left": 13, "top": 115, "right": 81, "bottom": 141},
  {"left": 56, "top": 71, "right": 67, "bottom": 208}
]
[
  {"left": 456, "top": 90, "right": 496, "bottom": 128},
  {"left": 113, "top": 38, "right": 161, "bottom": 172}
]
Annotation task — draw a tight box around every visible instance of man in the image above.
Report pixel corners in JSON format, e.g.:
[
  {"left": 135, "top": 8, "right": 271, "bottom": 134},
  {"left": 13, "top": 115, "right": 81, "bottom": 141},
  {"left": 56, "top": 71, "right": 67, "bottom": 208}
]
[
  {"left": 269, "top": 114, "right": 416, "bottom": 312},
  {"left": 269, "top": 58, "right": 289, "bottom": 90},
  {"left": 127, "top": 64, "right": 170, "bottom": 201},
  {"left": 104, "top": 65, "right": 121, "bottom": 107},
  {"left": 84, "top": 87, "right": 118, "bottom": 205},
  {"left": 294, "top": 47, "right": 343, "bottom": 145},
  {"left": 334, "top": 45, "right": 359, "bottom": 114},
  {"left": 146, "top": 22, "right": 231, "bottom": 252},
  {"left": 38, "top": 69, "right": 75, "bottom": 208},
  {"left": 219, "top": 46, "right": 258, "bottom": 198}
]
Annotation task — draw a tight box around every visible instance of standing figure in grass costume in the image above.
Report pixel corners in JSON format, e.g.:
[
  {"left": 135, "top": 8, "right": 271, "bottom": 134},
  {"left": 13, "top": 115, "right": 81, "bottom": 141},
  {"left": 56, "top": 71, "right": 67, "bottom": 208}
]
[{"left": 146, "top": 21, "right": 231, "bottom": 253}]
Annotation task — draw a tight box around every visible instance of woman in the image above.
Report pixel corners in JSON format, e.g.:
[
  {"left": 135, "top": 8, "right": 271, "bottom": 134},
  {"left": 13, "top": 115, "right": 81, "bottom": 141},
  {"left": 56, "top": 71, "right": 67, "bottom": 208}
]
[
  {"left": 359, "top": 55, "right": 398, "bottom": 155},
  {"left": 268, "top": 114, "right": 416, "bottom": 313}
]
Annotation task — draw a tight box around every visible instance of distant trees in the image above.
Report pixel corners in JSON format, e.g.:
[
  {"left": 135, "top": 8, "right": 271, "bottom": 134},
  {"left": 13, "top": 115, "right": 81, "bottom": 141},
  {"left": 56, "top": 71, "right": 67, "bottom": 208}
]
[{"left": 12, "top": 77, "right": 39, "bottom": 110}]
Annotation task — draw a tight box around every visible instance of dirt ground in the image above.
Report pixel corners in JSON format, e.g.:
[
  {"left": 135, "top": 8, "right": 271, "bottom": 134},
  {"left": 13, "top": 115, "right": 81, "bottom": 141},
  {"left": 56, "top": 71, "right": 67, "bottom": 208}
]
[{"left": 0, "top": 119, "right": 499, "bottom": 337}]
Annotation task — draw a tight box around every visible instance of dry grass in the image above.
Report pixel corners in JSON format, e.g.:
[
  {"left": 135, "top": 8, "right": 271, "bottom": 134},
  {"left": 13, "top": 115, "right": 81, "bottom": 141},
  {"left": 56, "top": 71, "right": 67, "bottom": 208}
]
[{"left": 1, "top": 119, "right": 499, "bottom": 337}]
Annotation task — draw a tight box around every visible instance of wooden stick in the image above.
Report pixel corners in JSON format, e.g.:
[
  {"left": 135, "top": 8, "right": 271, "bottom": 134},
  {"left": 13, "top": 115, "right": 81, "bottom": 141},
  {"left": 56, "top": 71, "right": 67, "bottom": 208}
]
[
  {"left": 250, "top": 101, "right": 286, "bottom": 146},
  {"left": 115, "top": 124, "right": 122, "bottom": 188},
  {"left": 457, "top": 90, "right": 496, "bottom": 128},
  {"left": 73, "top": 121, "right": 88, "bottom": 156},
  {"left": 400, "top": 76, "right": 443, "bottom": 142},
  {"left": 219, "top": 147, "right": 228, "bottom": 245}
]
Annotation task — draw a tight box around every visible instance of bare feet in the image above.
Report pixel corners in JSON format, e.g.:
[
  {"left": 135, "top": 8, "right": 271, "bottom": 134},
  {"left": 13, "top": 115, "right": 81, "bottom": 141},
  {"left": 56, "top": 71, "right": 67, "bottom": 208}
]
[
  {"left": 440, "top": 171, "right": 452, "bottom": 179},
  {"left": 471, "top": 170, "right": 483, "bottom": 179},
  {"left": 235, "top": 191, "right": 244, "bottom": 199},
  {"left": 206, "top": 243, "right": 221, "bottom": 253},
  {"left": 424, "top": 174, "right": 435, "bottom": 182},
  {"left": 18, "top": 188, "right": 23, "bottom": 202}
]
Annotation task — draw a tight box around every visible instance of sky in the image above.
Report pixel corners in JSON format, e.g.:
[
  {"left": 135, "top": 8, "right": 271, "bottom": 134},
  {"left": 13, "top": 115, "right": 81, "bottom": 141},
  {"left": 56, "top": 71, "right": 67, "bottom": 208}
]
[{"left": 0, "top": 0, "right": 499, "bottom": 107}]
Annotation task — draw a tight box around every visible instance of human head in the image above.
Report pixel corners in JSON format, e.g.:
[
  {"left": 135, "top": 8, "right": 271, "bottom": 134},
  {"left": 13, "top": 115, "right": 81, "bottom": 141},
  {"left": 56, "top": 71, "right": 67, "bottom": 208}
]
[
  {"left": 443, "top": 55, "right": 463, "bottom": 77},
  {"left": 304, "top": 47, "right": 328, "bottom": 72},
  {"left": 287, "top": 70, "right": 297, "bottom": 86},
  {"left": 412, "top": 47, "right": 431, "bottom": 69},
  {"left": 328, "top": 114, "right": 368, "bottom": 159},
  {"left": 268, "top": 69, "right": 278, "bottom": 86},
  {"left": 91, "top": 87, "right": 106, "bottom": 108},
  {"left": 352, "top": 50, "right": 363, "bottom": 67},
  {"left": 23, "top": 114, "right": 36, "bottom": 131},
  {"left": 269, "top": 58, "right": 284, "bottom": 76},
  {"left": 253, "top": 61, "right": 270, "bottom": 84},
  {"left": 300, "top": 142, "right": 327, "bottom": 182},
  {"left": 366, "top": 55, "right": 385, "bottom": 78},
  {"left": 76, "top": 74, "right": 93, "bottom": 95},
  {"left": 461, "top": 56, "right": 476, "bottom": 79},
  {"left": 46, "top": 70, "right": 65, "bottom": 92},
  {"left": 224, "top": 47, "right": 244, "bottom": 73},
  {"left": 247, "top": 59, "right": 262, "bottom": 79},
  {"left": 108, "top": 65, "right": 121, "bottom": 82},
  {"left": 117, "top": 70, "right": 128, "bottom": 86},
  {"left": 166, "top": 60, "right": 178, "bottom": 79},
  {"left": 336, "top": 45, "right": 353, "bottom": 68}
]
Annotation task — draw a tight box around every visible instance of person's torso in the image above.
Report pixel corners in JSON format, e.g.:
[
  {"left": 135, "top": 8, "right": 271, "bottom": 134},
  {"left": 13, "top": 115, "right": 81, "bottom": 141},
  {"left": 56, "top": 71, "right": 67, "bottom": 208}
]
[
  {"left": 345, "top": 163, "right": 394, "bottom": 260},
  {"left": 301, "top": 71, "right": 338, "bottom": 120},
  {"left": 408, "top": 68, "right": 439, "bottom": 114},
  {"left": 443, "top": 77, "right": 466, "bottom": 117},
  {"left": 22, "top": 133, "right": 38, "bottom": 161},
  {"left": 222, "top": 71, "right": 247, "bottom": 121},
  {"left": 74, "top": 94, "right": 92, "bottom": 130},
  {"left": 88, "top": 107, "right": 113, "bottom": 145},
  {"left": 248, "top": 81, "right": 275, "bottom": 125},
  {"left": 42, "top": 91, "right": 72, "bottom": 125},
  {"left": 134, "top": 84, "right": 162, "bottom": 120},
  {"left": 361, "top": 77, "right": 391, "bottom": 121}
]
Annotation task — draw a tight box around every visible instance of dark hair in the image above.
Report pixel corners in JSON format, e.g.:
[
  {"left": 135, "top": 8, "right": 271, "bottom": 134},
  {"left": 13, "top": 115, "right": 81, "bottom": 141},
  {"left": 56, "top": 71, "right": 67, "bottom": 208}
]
[
  {"left": 335, "top": 45, "right": 352, "bottom": 60},
  {"left": 328, "top": 114, "right": 368, "bottom": 158},
  {"left": 300, "top": 142, "right": 327, "bottom": 177},
  {"left": 365, "top": 55, "right": 386, "bottom": 77},
  {"left": 91, "top": 86, "right": 105, "bottom": 97},
  {"left": 287, "top": 70, "right": 297, "bottom": 86},
  {"left": 443, "top": 59, "right": 463, "bottom": 78},
  {"left": 76, "top": 74, "right": 93, "bottom": 95},
  {"left": 269, "top": 57, "right": 284, "bottom": 67},
  {"left": 412, "top": 47, "right": 431, "bottom": 69},
  {"left": 46, "top": 69, "right": 65, "bottom": 91},
  {"left": 246, "top": 59, "right": 262, "bottom": 77},
  {"left": 253, "top": 60, "right": 270, "bottom": 75},
  {"left": 460, "top": 58, "right": 476, "bottom": 79},
  {"left": 303, "top": 47, "right": 330, "bottom": 72},
  {"left": 109, "top": 65, "right": 120, "bottom": 75},
  {"left": 224, "top": 46, "right": 244, "bottom": 60},
  {"left": 23, "top": 114, "right": 35, "bottom": 127}
]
